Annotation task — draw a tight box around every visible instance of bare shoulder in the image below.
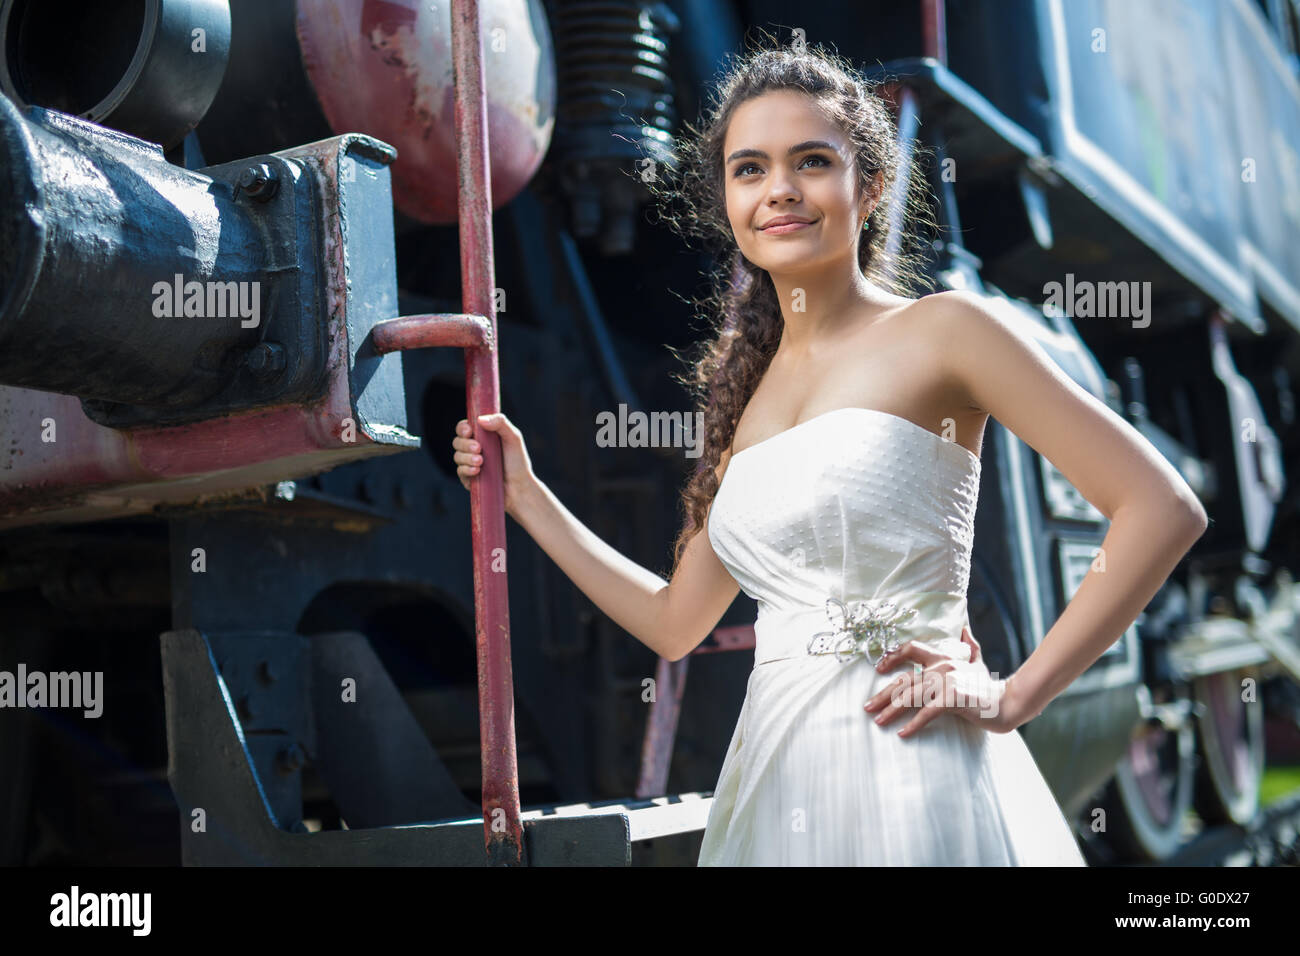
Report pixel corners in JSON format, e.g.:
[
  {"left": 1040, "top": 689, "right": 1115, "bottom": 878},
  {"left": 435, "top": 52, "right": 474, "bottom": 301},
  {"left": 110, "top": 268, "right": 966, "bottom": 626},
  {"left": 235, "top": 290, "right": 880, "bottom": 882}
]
[
  {"left": 879, "top": 289, "right": 990, "bottom": 409},
  {"left": 881, "top": 289, "right": 986, "bottom": 362},
  {"left": 910, "top": 288, "right": 1054, "bottom": 408},
  {"left": 909, "top": 288, "right": 1018, "bottom": 355},
  {"left": 913, "top": 289, "right": 1206, "bottom": 525}
]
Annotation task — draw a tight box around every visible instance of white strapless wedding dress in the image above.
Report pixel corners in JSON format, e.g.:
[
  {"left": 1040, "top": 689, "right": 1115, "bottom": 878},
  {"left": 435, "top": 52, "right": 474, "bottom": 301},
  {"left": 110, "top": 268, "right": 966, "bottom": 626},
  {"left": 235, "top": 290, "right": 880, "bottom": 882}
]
[{"left": 702, "top": 407, "right": 1086, "bottom": 866}]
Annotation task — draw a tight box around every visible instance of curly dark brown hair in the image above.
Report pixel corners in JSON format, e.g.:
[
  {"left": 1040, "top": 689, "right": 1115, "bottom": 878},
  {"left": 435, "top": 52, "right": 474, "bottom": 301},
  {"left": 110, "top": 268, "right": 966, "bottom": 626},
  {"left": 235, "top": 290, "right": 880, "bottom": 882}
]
[{"left": 647, "top": 39, "right": 940, "bottom": 578}]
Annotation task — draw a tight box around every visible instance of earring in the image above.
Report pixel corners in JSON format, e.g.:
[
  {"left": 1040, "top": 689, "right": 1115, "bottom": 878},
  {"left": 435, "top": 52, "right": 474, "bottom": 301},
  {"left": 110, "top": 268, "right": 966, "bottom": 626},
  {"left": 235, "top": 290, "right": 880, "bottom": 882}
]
[{"left": 862, "top": 215, "right": 870, "bottom": 230}]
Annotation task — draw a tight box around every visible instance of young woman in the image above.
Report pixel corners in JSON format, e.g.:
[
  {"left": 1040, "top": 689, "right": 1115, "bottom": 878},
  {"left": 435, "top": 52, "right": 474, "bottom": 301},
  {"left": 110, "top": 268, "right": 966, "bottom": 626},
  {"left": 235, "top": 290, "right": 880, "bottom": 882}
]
[{"left": 451, "top": 45, "right": 1207, "bottom": 865}]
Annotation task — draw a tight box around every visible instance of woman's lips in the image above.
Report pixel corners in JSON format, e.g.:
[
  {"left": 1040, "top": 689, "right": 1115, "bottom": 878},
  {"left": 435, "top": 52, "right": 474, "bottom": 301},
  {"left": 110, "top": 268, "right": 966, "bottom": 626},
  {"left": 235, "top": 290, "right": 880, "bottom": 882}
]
[{"left": 761, "top": 220, "right": 815, "bottom": 234}]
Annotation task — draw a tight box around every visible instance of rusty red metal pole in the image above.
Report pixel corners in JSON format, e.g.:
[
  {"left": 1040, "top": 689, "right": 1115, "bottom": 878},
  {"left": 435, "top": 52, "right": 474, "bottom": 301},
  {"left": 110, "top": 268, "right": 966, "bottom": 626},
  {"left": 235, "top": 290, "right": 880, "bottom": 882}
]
[
  {"left": 921, "top": 0, "right": 947, "bottom": 65},
  {"left": 449, "top": 0, "right": 525, "bottom": 865}
]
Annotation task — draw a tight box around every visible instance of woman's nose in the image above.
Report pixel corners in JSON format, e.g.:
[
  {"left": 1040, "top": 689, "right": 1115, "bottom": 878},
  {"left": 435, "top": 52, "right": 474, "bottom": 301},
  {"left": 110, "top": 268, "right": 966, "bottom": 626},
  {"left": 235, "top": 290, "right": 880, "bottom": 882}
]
[
  {"left": 766, "top": 177, "right": 799, "bottom": 201},
  {"left": 763, "top": 167, "right": 800, "bottom": 200}
]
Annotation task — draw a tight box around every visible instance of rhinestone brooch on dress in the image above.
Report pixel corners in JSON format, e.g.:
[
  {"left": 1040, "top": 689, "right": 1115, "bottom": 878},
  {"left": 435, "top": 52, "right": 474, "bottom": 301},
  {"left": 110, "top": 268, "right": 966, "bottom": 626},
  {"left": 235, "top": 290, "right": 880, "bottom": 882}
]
[{"left": 806, "top": 597, "right": 920, "bottom": 665}]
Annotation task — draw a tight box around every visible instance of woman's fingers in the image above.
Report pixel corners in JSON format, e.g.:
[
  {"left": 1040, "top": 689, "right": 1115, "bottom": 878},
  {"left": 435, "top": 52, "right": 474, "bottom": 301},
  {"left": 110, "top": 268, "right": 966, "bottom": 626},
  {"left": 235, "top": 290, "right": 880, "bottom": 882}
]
[
  {"left": 454, "top": 443, "right": 481, "bottom": 487},
  {"left": 896, "top": 703, "right": 949, "bottom": 738},
  {"left": 865, "top": 650, "right": 1007, "bottom": 736},
  {"left": 874, "top": 639, "right": 942, "bottom": 673},
  {"left": 866, "top": 667, "right": 953, "bottom": 736},
  {"left": 454, "top": 413, "right": 526, "bottom": 503},
  {"left": 452, "top": 431, "right": 482, "bottom": 455},
  {"left": 866, "top": 670, "right": 932, "bottom": 726},
  {"left": 864, "top": 635, "right": 963, "bottom": 710},
  {"left": 864, "top": 673, "right": 912, "bottom": 715},
  {"left": 865, "top": 656, "right": 952, "bottom": 709},
  {"left": 452, "top": 419, "right": 484, "bottom": 480}
]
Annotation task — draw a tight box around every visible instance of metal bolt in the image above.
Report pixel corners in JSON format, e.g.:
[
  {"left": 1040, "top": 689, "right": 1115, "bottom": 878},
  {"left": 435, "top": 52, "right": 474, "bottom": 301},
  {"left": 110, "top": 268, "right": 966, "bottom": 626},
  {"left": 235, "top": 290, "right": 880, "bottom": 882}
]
[
  {"left": 238, "top": 163, "right": 279, "bottom": 201},
  {"left": 245, "top": 342, "right": 286, "bottom": 380}
]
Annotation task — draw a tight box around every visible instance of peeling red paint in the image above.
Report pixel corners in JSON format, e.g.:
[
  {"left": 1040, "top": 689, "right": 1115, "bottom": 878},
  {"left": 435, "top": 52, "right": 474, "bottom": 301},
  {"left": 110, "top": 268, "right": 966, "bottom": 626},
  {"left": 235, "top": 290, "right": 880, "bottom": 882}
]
[
  {"left": 295, "top": 0, "right": 554, "bottom": 224},
  {"left": 360, "top": 0, "right": 418, "bottom": 36}
]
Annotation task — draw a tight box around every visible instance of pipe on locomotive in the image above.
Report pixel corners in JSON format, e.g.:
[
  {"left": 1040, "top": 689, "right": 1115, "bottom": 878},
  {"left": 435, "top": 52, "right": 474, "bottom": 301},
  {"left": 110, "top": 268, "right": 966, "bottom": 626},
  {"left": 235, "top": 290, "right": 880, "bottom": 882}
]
[
  {"left": 0, "top": 0, "right": 232, "bottom": 150},
  {"left": 0, "top": 93, "right": 268, "bottom": 408}
]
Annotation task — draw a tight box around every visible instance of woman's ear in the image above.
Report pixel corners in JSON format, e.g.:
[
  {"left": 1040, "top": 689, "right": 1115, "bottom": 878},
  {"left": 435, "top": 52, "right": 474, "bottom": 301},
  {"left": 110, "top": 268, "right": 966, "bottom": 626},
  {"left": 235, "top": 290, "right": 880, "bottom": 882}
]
[{"left": 859, "top": 170, "right": 884, "bottom": 222}]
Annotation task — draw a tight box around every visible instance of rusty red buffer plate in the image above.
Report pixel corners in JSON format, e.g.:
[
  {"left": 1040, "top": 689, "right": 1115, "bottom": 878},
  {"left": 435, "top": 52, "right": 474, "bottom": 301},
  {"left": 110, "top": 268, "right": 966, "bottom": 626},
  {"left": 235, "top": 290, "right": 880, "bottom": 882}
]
[{"left": 0, "top": 133, "right": 420, "bottom": 530}]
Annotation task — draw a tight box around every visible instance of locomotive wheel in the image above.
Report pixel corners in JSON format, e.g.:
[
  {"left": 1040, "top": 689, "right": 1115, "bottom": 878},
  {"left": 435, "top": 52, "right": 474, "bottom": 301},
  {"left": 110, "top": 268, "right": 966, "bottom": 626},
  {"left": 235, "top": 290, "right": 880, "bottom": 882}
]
[
  {"left": 1104, "top": 705, "right": 1197, "bottom": 862},
  {"left": 1191, "top": 670, "right": 1264, "bottom": 826}
]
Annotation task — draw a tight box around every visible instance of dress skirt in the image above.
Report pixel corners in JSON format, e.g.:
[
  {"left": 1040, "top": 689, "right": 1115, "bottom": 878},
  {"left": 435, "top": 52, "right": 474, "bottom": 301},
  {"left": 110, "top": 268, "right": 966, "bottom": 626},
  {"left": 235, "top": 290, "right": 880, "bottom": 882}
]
[{"left": 697, "top": 647, "right": 1088, "bottom": 866}]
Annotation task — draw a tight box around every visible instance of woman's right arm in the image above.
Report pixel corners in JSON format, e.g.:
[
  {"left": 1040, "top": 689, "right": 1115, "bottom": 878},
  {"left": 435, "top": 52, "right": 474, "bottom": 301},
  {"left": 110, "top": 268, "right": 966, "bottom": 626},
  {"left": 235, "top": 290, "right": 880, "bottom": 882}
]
[{"left": 455, "top": 413, "right": 740, "bottom": 662}]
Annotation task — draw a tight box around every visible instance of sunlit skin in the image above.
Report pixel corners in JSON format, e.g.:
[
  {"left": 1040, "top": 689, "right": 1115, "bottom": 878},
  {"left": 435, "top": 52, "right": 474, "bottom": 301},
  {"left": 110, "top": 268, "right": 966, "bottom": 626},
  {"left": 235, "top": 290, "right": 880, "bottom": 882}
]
[
  {"left": 451, "top": 89, "right": 1208, "bottom": 739},
  {"left": 722, "top": 88, "right": 889, "bottom": 353}
]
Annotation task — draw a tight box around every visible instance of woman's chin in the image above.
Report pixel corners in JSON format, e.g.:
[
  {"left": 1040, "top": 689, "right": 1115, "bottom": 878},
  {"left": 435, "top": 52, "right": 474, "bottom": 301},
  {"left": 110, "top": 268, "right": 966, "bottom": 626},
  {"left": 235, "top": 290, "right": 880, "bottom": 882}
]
[{"left": 750, "top": 250, "right": 831, "bottom": 274}]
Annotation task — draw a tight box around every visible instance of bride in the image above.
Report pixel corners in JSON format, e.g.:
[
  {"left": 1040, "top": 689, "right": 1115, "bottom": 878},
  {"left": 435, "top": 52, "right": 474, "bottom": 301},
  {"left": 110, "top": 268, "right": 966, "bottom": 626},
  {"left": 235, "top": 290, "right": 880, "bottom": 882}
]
[{"left": 451, "top": 44, "right": 1207, "bottom": 865}]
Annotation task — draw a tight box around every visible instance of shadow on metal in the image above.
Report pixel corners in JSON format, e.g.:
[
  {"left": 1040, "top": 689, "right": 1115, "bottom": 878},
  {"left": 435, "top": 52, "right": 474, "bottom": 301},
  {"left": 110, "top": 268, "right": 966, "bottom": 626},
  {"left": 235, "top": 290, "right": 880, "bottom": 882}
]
[{"left": 160, "top": 628, "right": 630, "bottom": 865}]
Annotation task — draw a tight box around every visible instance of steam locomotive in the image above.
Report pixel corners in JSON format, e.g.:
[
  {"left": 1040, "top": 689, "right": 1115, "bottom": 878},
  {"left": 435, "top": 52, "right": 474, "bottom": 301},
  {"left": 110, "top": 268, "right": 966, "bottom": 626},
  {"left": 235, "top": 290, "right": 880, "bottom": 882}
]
[{"left": 1, "top": 0, "right": 1298, "bottom": 865}]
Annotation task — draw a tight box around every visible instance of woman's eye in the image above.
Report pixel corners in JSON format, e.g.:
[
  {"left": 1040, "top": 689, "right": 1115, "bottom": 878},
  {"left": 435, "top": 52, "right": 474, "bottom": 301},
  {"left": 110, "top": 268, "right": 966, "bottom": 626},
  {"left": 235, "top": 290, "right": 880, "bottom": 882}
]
[{"left": 734, "top": 154, "right": 830, "bottom": 178}]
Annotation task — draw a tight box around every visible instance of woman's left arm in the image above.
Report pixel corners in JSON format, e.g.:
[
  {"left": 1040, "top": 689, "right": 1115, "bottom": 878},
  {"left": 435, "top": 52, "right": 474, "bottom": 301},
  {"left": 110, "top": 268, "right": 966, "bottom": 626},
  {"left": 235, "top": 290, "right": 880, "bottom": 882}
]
[{"left": 932, "top": 291, "right": 1209, "bottom": 731}]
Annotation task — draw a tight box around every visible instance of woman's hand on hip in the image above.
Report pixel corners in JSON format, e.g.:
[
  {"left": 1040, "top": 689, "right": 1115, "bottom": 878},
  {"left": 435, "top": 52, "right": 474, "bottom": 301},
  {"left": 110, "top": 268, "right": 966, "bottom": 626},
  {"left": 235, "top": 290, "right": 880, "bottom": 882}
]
[{"left": 862, "top": 625, "right": 1014, "bottom": 736}]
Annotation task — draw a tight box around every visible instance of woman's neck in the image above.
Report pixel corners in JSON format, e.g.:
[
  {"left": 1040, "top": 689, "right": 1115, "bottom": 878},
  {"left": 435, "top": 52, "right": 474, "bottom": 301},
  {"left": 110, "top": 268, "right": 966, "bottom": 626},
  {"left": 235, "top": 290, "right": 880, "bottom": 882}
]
[{"left": 767, "top": 270, "right": 909, "bottom": 357}]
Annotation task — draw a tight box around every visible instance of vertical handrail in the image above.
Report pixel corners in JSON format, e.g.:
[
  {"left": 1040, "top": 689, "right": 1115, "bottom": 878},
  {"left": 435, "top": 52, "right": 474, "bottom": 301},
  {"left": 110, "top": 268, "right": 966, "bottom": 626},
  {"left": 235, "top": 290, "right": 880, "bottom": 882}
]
[
  {"left": 449, "top": 0, "right": 525, "bottom": 865},
  {"left": 920, "top": 0, "right": 947, "bottom": 65},
  {"left": 369, "top": 1, "right": 524, "bottom": 863}
]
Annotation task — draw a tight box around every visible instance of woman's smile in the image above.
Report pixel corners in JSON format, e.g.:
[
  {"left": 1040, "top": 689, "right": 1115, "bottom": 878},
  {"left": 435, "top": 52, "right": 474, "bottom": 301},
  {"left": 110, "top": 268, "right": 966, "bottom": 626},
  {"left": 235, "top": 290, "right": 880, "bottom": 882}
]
[{"left": 761, "top": 219, "right": 818, "bottom": 235}]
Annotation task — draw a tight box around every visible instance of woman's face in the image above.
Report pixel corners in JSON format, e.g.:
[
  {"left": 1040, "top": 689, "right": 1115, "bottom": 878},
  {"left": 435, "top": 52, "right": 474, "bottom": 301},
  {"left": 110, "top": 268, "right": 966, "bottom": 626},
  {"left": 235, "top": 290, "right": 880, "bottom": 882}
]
[{"left": 722, "top": 89, "right": 878, "bottom": 277}]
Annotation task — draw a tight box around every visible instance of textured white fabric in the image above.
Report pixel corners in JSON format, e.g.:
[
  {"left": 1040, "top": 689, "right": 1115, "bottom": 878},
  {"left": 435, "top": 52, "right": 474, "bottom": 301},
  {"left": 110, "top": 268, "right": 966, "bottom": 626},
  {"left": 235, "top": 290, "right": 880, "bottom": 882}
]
[{"left": 701, "top": 407, "right": 1086, "bottom": 866}]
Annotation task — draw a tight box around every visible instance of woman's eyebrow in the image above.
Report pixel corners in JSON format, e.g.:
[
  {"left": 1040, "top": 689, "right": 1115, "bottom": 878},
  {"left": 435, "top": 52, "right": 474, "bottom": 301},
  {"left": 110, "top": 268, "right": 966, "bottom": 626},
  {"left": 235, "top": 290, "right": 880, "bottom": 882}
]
[{"left": 725, "top": 139, "right": 837, "bottom": 164}]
